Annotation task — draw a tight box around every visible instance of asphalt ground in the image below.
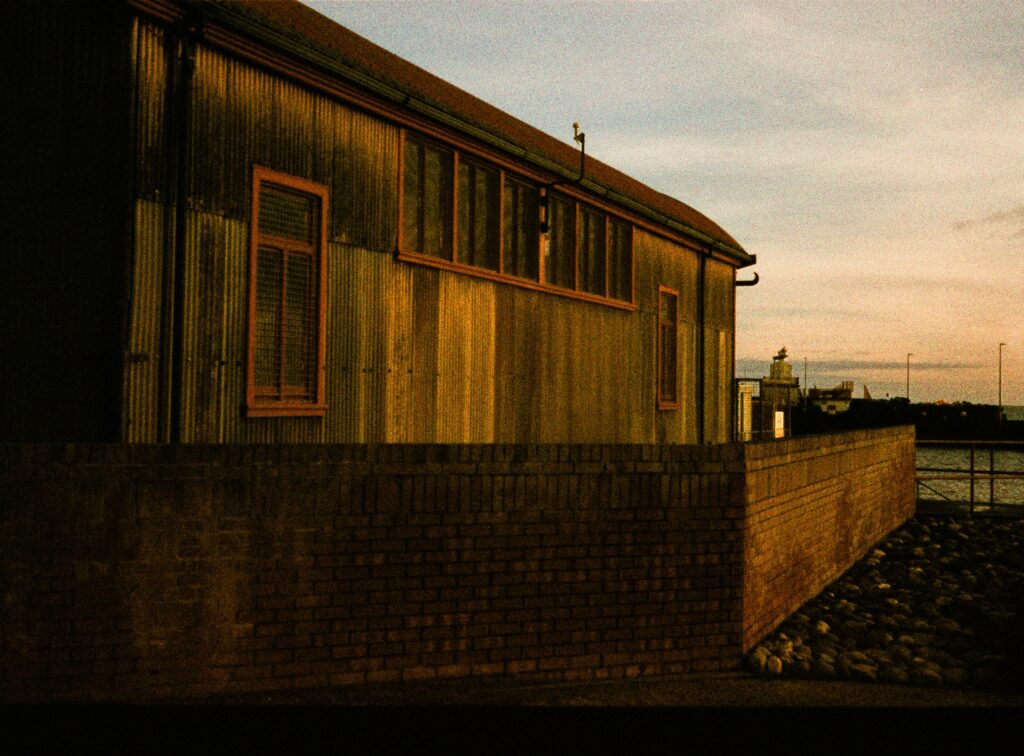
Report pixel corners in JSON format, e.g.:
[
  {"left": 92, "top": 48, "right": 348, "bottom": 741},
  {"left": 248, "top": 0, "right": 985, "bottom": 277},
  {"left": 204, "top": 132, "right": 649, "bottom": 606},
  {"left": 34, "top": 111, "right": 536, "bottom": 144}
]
[
  {"left": 19, "top": 674, "right": 1019, "bottom": 755},
  {"left": 200, "top": 669, "right": 1022, "bottom": 707}
]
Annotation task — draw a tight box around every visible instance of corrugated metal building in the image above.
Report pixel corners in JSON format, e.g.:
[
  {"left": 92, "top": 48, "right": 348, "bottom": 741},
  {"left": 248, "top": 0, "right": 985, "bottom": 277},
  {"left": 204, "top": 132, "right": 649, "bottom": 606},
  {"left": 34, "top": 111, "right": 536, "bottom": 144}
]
[{"left": 1, "top": 0, "right": 756, "bottom": 444}]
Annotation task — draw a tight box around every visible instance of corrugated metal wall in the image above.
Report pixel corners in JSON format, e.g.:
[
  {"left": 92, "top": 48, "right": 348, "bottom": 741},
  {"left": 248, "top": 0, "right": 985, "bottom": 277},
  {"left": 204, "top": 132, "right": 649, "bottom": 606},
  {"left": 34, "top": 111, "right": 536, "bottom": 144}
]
[{"left": 126, "top": 20, "right": 737, "bottom": 444}]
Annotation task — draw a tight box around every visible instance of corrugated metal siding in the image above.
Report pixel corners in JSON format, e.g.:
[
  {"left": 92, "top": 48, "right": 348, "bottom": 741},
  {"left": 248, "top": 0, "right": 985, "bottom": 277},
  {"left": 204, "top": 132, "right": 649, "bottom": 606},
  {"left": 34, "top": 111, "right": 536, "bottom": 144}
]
[
  {"left": 132, "top": 19, "right": 170, "bottom": 204},
  {"left": 124, "top": 23, "right": 736, "bottom": 445},
  {"left": 634, "top": 229, "right": 703, "bottom": 444},
  {"left": 128, "top": 34, "right": 401, "bottom": 442},
  {"left": 704, "top": 261, "right": 735, "bottom": 443},
  {"left": 124, "top": 200, "right": 167, "bottom": 442}
]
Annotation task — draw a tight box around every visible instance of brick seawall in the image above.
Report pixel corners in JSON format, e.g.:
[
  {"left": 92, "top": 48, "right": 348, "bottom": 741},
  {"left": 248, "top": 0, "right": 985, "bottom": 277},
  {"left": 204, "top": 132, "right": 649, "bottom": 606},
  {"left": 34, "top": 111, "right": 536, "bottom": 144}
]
[{"left": 0, "top": 427, "right": 914, "bottom": 702}]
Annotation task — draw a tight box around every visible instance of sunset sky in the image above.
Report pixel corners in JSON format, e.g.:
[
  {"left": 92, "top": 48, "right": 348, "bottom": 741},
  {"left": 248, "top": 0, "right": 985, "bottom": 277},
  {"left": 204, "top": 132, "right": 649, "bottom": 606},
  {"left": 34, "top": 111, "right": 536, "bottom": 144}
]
[{"left": 305, "top": 0, "right": 1023, "bottom": 406}]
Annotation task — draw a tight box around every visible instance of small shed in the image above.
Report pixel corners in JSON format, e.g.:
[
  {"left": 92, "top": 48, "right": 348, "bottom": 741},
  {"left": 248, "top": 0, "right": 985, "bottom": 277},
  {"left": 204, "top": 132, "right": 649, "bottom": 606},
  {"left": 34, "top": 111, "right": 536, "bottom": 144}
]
[{"left": 1, "top": 0, "right": 756, "bottom": 444}]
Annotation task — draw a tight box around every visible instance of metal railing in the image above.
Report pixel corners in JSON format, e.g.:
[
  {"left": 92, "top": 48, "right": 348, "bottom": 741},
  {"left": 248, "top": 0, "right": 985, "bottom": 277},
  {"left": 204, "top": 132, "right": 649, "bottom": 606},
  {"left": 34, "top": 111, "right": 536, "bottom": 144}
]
[{"left": 916, "top": 439, "right": 1024, "bottom": 514}]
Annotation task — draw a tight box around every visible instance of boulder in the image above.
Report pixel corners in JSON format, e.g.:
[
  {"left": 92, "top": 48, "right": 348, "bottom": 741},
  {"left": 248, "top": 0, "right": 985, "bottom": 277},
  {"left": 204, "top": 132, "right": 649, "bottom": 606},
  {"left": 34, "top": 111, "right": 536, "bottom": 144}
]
[{"left": 909, "top": 668, "right": 943, "bottom": 686}]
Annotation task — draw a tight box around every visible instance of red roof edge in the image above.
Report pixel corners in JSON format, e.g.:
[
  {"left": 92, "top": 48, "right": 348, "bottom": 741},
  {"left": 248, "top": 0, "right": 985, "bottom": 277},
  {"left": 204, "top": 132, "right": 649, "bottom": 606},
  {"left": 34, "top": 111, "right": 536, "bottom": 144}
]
[{"left": 207, "top": 0, "right": 753, "bottom": 263}]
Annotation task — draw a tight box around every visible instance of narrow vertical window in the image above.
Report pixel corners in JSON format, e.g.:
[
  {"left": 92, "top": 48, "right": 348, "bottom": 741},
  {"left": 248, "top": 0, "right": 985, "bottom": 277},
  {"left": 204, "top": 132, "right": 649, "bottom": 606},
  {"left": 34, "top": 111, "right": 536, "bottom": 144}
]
[
  {"left": 457, "top": 158, "right": 500, "bottom": 271},
  {"left": 545, "top": 192, "right": 575, "bottom": 289},
  {"left": 658, "top": 286, "right": 679, "bottom": 409},
  {"left": 608, "top": 217, "right": 633, "bottom": 302},
  {"left": 578, "top": 206, "right": 606, "bottom": 296},
  {"left": 402, "top": 134, "right": 453, "bottom": 260},
  {"left": 503, "top": 176, "right": 539, "bottom": 280},
  {"left": 247, "top": 167, "right": 327, "bottom": 416}
]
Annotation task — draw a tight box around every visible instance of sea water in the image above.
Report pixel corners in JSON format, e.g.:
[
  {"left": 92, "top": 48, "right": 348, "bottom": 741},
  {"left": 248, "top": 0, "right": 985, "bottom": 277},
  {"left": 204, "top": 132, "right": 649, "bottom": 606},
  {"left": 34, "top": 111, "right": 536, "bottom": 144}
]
[{"left": 916, "top": 442, "right": 1024, "bottom": 507}]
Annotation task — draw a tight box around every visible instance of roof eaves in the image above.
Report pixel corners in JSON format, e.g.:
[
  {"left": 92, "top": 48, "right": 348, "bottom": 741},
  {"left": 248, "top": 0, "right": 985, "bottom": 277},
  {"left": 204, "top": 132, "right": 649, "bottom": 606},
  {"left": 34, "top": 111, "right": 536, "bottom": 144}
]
[{"left": 199, "top": 0, "right": 755, "bottom": 267}]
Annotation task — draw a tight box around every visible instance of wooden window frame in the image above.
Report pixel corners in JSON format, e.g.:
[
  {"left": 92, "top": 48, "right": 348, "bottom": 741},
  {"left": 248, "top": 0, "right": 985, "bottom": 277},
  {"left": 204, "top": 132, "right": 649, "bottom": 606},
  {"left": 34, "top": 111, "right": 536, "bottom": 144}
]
[
  {"left": 397, "top": 128, "right": 636, "bottom": 311},
  {"left": 657, "top": 285, "right": 680, "bottom": 411},
  {"left": 246, "top": 165, "right": 328, "bottom": 417}
]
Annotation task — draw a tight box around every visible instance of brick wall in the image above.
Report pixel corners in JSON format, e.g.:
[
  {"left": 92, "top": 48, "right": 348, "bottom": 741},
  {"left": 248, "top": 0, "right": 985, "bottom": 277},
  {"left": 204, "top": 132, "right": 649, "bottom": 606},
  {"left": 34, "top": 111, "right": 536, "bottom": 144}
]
[
  {"left": 0, "top": 428, "right": 915, "bottom": 702},
  {"left": 0, "top": 443, "right": 748, "bottom": 702},
  {"left": 741, "top": 426, "right": 916, "bottom": 649}
]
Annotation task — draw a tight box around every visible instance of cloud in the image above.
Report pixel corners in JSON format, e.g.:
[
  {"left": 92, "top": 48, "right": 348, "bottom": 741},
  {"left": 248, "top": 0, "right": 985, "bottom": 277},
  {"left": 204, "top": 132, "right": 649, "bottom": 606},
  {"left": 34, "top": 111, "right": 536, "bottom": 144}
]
[
  {"left": 952, "top": 203, "right": 1024, "bottom": 234},
  {"left": 737, "top": 357, "right": 977, "bottom": 373}
]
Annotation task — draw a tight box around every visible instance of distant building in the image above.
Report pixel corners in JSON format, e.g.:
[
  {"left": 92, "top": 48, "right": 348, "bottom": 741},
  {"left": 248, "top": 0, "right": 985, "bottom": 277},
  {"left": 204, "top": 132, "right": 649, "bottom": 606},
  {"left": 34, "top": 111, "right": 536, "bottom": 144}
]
[
  {"left": 762, "top": 347, "right": 802, "bottom": 409},
  {"left": 808, "top": 381, "right": 854, "bottom": 414},
  {"left": 735, "top": 347, "right": 800, "bottom": 440}
]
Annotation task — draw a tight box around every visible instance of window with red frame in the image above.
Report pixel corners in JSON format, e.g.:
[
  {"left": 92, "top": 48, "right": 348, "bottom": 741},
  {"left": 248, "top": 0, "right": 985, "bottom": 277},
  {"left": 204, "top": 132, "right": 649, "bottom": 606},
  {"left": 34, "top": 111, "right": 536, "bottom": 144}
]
[{"left": 247, "top": 167, "right": 327, "bottom": 416}]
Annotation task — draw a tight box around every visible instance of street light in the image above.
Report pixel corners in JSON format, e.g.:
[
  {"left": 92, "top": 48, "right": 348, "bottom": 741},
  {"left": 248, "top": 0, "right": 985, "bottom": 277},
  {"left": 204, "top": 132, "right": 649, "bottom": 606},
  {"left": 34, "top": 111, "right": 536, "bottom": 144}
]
[
  {"left": 999, "top": 342, "right": 1006, "bottom": 427},
  {"left": 906, "top": 353, "right": 913, "bottom": 402}
]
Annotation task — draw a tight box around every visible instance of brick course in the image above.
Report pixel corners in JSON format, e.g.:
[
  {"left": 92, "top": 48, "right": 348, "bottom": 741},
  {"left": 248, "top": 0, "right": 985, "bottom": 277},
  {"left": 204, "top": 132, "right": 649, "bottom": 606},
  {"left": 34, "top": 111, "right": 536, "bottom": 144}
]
[{"left": 0, "top": 426, "right": 914, "bottom": 701}]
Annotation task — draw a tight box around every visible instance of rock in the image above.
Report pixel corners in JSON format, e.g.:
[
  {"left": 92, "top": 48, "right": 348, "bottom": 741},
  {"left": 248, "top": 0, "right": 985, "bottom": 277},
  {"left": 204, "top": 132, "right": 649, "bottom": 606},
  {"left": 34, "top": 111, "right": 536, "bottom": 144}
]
[
  {"left": 942, "top": 668, "right": 969, "bottom": 685},
  {"left": 844, "top": 650, "right": 872, "bottom": 666},
  {"left": 890, "top": 644, "right": 913, "bottom": 664},
  {"left": 844, "top": 620, "right": 870, "bottom": 637},
  {"left": 934, "top": 617, "right": 960, "bottom": 633},
  {"left": 740, "top": 515, "right": 1022, "bottom": 691},
  {"left": 980, "top": 654, "right": 1009, "bottom": 666},
  {"left": 909, "top": 668, "right": 943, "bottom": 686},
  {"left": 972, "top": 667, "right": 997, "bottom": 684},
  {"left": 879, "top": 666, "right": 910, "bottom": 684},
  {"left": 748, "top": 646, "right": 769, "bottom": 672},
  {"left": 865, "top": 649, "right": 892, "bottom": 665},
  {"left": 849, "top": 663, "right": 878, "bottom": 682},
  {"left": 814, "top": 660, "right": 836, "bottom": 677}
]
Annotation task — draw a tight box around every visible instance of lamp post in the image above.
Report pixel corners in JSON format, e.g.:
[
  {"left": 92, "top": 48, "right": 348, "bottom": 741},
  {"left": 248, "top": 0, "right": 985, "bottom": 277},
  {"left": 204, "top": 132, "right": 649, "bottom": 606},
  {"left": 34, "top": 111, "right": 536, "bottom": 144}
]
[
  {"left": 906, "top": 353, "right": 912, "bottom": 403},
  {"left": 999, "top": 342, "right": 1006, "bottom": 427}
]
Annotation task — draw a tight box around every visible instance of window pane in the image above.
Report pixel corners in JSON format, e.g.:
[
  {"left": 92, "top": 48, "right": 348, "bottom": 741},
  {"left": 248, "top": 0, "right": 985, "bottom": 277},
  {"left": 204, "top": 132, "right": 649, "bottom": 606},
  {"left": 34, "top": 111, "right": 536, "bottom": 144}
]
[
  {"left": 423, "top": 141, "right": 452, "bottom": 259},
  {"left": 608, "top": 218, "right": 632, "bottom": 302},
  {"left": 458, "top": 160, "right": 500, "bottom": 271},
  {"left": 259, "top": 184, "right": 313, "bottom": 243},
  {"left": 503, "top": 177, "right": 539, "bottom": 280},
  {"left": 660, "top": 291, "right": 677, "bottom": 323},
  {"left": 255, "top": 247, "right": 282, "bottom": 389},
  {"left": 545, "top": 194, "right": 575, "bottom": 289},
  {"left": 403, "top": 136, "right": 453, "bottom": 260},
  {"left": 579, "top": 207, "right": 606, "bottom": 295},
  {"left": 660, "top": 321, "right": 677, "bottom": 403},
  {"left": 402, "top": 140, "right": 423, "bottom": 253},
  {"left": 284, "top": 253, "right": 315, "bottom": 396},
  {"left": 659, "top": 290, "right": 679, "bottom": 404}
]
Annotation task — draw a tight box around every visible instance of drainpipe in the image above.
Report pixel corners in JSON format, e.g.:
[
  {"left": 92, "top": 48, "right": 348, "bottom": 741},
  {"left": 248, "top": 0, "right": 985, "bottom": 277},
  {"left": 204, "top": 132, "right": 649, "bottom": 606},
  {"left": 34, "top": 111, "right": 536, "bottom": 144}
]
[
  {"left": 732, "top": 271, "right": 759, "bottom": 441},
  {"left": 168, "top": 12, "right": 200, "bottom": 444},
  {"left": 697, "top": 248, "right": 710, "bottom": 444}
]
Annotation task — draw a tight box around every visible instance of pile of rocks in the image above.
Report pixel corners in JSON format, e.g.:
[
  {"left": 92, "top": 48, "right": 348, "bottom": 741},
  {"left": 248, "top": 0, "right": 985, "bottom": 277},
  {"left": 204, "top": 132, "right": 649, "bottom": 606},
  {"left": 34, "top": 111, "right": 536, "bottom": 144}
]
[{"left": 746, "top": 514, "right": 1024, "bottom": 690}]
